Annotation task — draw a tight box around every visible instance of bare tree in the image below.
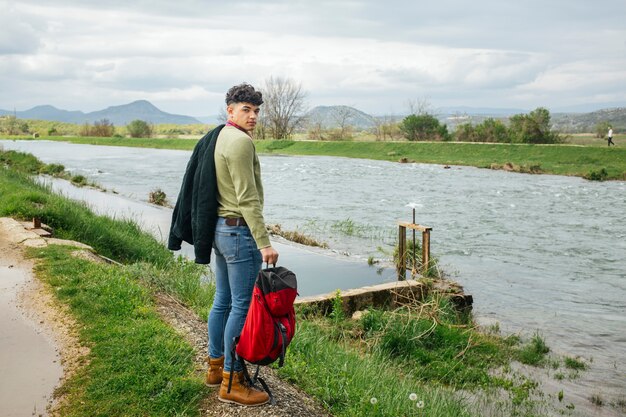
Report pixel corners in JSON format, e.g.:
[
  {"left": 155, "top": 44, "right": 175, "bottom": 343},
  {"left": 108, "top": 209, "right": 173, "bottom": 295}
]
[
  {"left": 407, "top": 97, "right": 434, "bottom": 116},
  {"left": 330, "top": 105, "right": 354, "bottom": 140},
  {"left": 217, "top": 107, "right": 227, "bottom": 123},
  {"left": 261, "top": 76, "right": 307, "bottom": 139}
]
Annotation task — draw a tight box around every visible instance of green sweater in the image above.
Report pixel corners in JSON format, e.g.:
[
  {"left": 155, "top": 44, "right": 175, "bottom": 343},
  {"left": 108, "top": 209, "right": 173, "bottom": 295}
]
[{"left": 214, "top": 126, "right": 271, "bottom": 249}]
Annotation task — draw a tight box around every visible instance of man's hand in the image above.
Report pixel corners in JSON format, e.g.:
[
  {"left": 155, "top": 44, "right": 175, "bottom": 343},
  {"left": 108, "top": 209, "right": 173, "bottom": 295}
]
[{"left": 260, "top": 246, "right": 279, "bottom": 266}]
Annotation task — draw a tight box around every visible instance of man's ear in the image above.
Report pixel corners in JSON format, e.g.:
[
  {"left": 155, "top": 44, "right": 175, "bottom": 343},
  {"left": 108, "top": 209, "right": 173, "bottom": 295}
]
[{"left": 226, "top": 105, "right": 234, "bottom": 118}]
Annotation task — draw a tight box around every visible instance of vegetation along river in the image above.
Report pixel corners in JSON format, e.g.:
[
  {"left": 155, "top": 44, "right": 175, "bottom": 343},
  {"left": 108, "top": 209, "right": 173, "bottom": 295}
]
[{"left": 1, "top": 139, "right": 624, "bottom": 407}]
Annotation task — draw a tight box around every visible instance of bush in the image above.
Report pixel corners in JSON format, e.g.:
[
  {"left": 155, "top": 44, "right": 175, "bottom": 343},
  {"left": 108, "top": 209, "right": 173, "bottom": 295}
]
[
  {"left": 148, "top": 188, "right": 168, "bottom": 206},
  {"left": 71, "top": 174, "right": 87, "bottom": 186},
  {"left": 509, "top": 108, "right": 562, "bottom": 144},
  {"left": 127, "top": 119, "right": 153, "bottom": 138},
  {"left": 400, "top": 114, "right": 450, "bottom": 141},
  {"left": 80, "top": 119, "right": 115, "bottom": 137},
  {"left": 584, "top": 168, "right": 608, "bottom": 181}
]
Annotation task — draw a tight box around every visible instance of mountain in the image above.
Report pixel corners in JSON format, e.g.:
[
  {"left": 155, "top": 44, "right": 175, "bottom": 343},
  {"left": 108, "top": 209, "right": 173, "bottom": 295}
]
[
  {"left": 0, "top": 100, "right": 202, "bottom": 125},
  {"left": 437, "top": 106, "right": 527, "bottom": 116},
  {"left": 305, "top": 105, "right": 377, "bottom": 129}
]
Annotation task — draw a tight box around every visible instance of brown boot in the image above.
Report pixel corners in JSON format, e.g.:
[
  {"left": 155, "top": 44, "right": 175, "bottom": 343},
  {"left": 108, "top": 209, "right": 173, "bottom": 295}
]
[
  {"left": 205, "top": 356, "right": 224, "bottom": 387},
  {"left": 218, "top": 370, "right": 270, "bottom": 406}
]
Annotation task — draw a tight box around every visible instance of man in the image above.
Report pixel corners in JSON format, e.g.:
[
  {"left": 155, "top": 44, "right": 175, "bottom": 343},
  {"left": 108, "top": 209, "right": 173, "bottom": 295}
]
[
  {"left": 608, "top": 126, "right": 615, "bottom": 146},
  {"left": 169, "top": 83, "right": 278, "bottom": 406},
  {"left": 208, "top": 83, "right": 278, "bottom": 407}
]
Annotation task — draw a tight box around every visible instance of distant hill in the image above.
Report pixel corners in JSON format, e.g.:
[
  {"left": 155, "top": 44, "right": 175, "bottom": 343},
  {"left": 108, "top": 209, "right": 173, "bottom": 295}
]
[
  {"left": 551, "top": 107, "right": 626, "bottom": 132},
  {"left": 0, "top": 100, "right": 202, "bottom": 125},
  {"left": 305, "top": 105, "right": 377, "bottom": 129}
]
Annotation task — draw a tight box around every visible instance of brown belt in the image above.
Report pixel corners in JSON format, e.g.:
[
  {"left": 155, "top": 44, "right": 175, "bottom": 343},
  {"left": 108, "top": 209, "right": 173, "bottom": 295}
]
[{"left": 224, "top": 217, "right": 247, "bottom": 226}]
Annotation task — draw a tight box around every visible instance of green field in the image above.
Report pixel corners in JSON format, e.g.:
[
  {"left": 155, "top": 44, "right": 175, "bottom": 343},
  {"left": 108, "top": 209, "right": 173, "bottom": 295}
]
[{"left": 12, "top": 134, "right": 624, "bottom": 180}]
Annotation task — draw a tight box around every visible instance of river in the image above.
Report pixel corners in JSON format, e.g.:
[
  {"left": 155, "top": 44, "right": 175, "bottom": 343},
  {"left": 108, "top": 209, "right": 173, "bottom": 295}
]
[{"left": 1, "top": 139, "right": 624, "bottom": 414}]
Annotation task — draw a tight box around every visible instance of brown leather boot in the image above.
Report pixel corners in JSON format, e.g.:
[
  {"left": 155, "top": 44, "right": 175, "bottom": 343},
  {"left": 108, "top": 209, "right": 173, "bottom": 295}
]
[
  {"left": 205, "top": 356, "right": 224, "bottom": 387},
  {"left": 218, "top": 370, "right": 270, "bottom": 406}
]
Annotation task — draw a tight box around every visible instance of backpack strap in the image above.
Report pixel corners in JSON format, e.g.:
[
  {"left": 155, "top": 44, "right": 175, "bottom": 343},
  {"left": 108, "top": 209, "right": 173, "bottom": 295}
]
[
  {"left": 231, "top": 336, "right": 276, "bottom": 405},
  {"left": 276, "top": 322, "right": 288, "bottom": 367}
]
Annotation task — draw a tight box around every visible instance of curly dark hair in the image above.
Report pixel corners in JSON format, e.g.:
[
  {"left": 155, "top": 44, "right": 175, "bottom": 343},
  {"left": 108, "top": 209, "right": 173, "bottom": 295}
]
[{"left": 225, "top": 83, "right": 263, "bottom": 106}]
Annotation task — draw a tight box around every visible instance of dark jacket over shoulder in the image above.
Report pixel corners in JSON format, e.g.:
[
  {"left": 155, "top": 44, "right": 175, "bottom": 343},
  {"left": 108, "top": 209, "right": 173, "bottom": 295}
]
[{"left": 168, "top": 125, "right": 225, "bottom": 264}]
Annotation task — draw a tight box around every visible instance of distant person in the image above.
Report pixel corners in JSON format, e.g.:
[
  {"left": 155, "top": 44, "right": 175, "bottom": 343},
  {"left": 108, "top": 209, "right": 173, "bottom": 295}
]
[{"left": 607, "top": 127, "right": 615, "bottom": 146}]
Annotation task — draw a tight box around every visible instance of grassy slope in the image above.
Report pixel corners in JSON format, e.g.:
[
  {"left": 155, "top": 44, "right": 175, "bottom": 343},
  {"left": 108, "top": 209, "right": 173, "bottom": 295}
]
[{"left": 14, "top": 135, "right": 626, "bottom": 180}]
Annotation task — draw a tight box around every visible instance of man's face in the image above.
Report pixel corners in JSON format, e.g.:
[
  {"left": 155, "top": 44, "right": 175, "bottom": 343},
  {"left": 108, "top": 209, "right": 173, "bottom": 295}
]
[{"left": 227, "top": 102, "right": 260, "bottom": 132}]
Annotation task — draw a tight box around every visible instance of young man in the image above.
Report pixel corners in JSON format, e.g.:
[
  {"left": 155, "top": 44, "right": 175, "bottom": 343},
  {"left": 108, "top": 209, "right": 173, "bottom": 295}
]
[{"left": 206, "top": 83, "right": 278, "bottom": 406}]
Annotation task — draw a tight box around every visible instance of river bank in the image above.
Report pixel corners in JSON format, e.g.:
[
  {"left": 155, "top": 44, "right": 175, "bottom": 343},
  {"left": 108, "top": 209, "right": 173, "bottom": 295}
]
[
  {"left": 4, "top": 135, "right": 625, "bottom": 180},
  {"left": 6, "top": 144, "right": 622, "bottom": 415},
  {"left": 4, "top": 145, "right": 624, "bottom": 415}
]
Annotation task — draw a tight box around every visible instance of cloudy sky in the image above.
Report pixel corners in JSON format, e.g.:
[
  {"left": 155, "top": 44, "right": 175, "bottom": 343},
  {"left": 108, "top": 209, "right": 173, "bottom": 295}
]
[{"left": 1, "top": 0, "right": 625, "bottom": 116}]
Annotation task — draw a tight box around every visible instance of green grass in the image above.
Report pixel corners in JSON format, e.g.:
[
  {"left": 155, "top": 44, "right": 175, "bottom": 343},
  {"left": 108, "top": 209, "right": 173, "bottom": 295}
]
[
  {"left": 516, "top": 332, "right": 550, "bottom": 366},
  {"left": 563, "top": 356, "right": 587, "bottom": 371},
  {"left": 0, "top": 149, "right": 214, "bottom": 318},
  {"left": 15, "top": 134, "right": 625, "bottom": 179},
  {"left": 255, "top": 140, "right": 626, "bottom": 180},
  {"left": 31, "top": 245, "right": 204, "bottom": 416},
  {"left": 280, "top": 296, "right": 552, "bottom": 417}
]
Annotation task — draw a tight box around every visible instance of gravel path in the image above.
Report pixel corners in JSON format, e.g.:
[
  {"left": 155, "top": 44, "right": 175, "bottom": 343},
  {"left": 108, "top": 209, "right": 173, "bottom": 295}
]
[{"left": 154, "top": 293, "right": 333, "bottom": 417}]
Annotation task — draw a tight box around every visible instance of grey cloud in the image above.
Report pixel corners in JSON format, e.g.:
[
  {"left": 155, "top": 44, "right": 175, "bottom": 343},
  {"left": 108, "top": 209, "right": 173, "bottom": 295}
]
[{"left": 0, "top": 5, "right": 44, "bottom": 54}]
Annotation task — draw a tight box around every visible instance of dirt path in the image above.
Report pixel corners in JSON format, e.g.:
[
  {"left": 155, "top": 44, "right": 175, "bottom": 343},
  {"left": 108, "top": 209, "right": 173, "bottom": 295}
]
[
  {"left": 0, "top": 218, "right": 87, "bottom": 417},
  {"left": 155, "top": 293, "right": 332, "bottom": 417}
]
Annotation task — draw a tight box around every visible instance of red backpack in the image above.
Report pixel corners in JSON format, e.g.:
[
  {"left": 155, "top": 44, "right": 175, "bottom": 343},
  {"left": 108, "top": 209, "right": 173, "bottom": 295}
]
[{"left": 230, "top": 266, "right": 297, "bottom": 402}]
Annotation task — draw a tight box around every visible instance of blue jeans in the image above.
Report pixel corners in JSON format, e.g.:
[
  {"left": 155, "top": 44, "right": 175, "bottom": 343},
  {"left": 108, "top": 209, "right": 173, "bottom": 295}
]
[{"left": 208, "top": 218, "right": 262, "bottom": 372}]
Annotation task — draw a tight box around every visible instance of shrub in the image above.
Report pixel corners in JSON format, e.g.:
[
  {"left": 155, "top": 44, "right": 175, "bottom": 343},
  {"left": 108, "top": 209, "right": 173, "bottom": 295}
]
[
  {"left": 148, "top": 188, "right": 168, "bottom": 206},
  {"left": 509, "top": 108, "right": 562, "bottom": 144},
  {"left": 80, "top": 119, "right": 115, "bottom": 137},
  {"left": 584, "top": 168, "right": 608, "bottom": 181},
  {"left": 400, "top": 114, "right": 450, "bottom": 141},
  {"left": 71, "top": 174, "right": 87, "bottom": 186},
  {"left": 127, "top": 119, "right": 153, "bottom": 138}
]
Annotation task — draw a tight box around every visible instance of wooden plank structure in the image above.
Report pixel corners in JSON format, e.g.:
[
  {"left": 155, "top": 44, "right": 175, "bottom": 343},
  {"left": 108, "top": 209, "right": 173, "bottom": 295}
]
[{"left": 397, "top": 221, "right": 432, "bottom": 280}]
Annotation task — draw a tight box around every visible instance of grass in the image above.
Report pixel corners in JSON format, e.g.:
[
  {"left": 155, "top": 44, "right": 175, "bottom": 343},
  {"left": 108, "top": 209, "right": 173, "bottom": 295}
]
[
  {"left": 1, "top": 149, "right": 220, "bottom": 414},
  {"left": 0, "top": 149, "right": 214, "bottom": 318},
  {"left": 255, "top": 140, "right": 626, "bottom": 180},
  {"left": 563, "top": 356, "right": 587, "bottom": 371},
  {"left": 516, "top": 332, "right": 550, "bottom": 366},
  {"left": 8, "top": 134, "right": 626, "bottom": 179},
  {"left": 279, "top": 294, "right": 552, "bottom": 416},
  {"left": 31, "top": 245, "right": 205, "bottom": 416},
  {"left": 0, "top": 148, "right": 580, "bottom": 416}
]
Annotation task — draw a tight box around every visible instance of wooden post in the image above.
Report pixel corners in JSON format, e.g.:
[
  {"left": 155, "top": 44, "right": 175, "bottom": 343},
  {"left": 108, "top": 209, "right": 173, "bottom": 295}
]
[
  {"left": 33, "top": 217, "right": 41, "bottom": 228},
  {"left": 422, "top": 229, "right": 430, "bottom": 276},
  {"left": 398, "top": 221, "right": 432, "bottom": 278},
  {"left": 397, "top": 224, "right": 406, "bottom": 281}
]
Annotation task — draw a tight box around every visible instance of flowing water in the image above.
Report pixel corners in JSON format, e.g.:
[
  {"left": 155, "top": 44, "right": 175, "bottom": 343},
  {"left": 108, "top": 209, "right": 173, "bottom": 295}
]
[{"left": 1, "top": 139, "right": 624, "bottom": 413}]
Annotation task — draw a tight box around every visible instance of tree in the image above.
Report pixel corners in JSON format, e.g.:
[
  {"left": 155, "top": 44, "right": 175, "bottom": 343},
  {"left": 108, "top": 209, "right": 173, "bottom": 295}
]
[
  {"left": 509, "top": 107, "right": 561, "bottom": 144},
  {"left": 126, "top": 119, "right": 153, "bottom": 138},
  {"left": 261, "top": 76, "right": 307, "bottom": 139},
  {"left": 475, "top": 118, "right": 509, "bottom": 143},
  {"left": 594, "top": 121, "right": 611, "bottom": 138},
  {"left": 400, "top": 114, "right": 449, "bottom": 141},
  {"left": 330, "top": 105, "right": 354, "bottom": 140}
]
